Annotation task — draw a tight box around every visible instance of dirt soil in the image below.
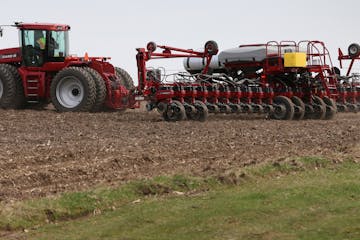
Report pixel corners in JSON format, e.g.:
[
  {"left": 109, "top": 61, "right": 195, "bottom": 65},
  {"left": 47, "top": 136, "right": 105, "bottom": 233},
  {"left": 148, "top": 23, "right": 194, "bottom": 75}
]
[{"left": 0, "top": 106, "right": 359, "bottom": 201}]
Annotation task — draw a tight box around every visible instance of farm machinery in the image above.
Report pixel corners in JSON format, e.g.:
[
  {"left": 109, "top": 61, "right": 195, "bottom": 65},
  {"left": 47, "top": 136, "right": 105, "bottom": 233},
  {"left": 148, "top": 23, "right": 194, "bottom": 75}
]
[
  {"left": 138, "top": 40, "right": 360, "bottom": 121},
  {"left": 0, "top": 22, "right": 137, "bottom": 112},
  {"left": 0, "top": 22, "right": 359, "bottom": 122},
  {"left": 0, "top": 21, "right": 218, "bottom": 119},
  {"left": 337, "top": 43, "right": 360, "bottom": 112}
]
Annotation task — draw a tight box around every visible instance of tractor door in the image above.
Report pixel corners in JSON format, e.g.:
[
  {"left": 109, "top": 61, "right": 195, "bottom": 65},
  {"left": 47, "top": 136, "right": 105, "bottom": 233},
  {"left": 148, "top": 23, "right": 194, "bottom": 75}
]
[{"left": 21, "top": 29, "right": 47, "bottom": 67}]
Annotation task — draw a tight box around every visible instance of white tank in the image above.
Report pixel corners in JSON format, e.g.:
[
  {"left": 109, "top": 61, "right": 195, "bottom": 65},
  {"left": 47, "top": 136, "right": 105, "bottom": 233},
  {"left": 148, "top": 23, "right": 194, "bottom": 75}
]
[{"left": 183, "top": 55, "right": 224, "bottom": 73}]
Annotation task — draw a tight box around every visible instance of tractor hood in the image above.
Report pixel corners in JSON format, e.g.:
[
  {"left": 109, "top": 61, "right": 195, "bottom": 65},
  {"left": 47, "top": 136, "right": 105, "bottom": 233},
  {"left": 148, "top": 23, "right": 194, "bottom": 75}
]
[{"left": 0, "top": 47, "right": 22, "bottom": 64}]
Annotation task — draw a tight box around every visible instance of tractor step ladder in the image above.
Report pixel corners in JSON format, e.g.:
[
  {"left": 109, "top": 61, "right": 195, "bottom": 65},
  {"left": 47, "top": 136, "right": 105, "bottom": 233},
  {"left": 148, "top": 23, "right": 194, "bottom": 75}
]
[{"left": 23, "top": 72, "right": 45, "bottom": 102}]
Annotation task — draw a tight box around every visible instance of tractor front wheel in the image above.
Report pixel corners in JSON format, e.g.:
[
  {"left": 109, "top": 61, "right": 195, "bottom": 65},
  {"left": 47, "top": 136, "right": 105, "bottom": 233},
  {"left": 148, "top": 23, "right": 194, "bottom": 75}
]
[{"left": 50, "top": 67, "right": 96, "bottom": 112}]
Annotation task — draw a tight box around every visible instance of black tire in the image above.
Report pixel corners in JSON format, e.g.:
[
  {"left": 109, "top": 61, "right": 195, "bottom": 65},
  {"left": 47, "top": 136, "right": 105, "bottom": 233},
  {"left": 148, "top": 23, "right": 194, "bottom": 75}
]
[
  {"left": 348, "top": 43, "right": 360, "bottom": 58},
  {"left": 187, "top": 100, "right": 209, "bottom": 122},
  {"left": 312, "top": 96, "right": 326, "bottom": 120},
  {"left": 50, "top": 67, "right": 96, "bottom": 112},
  {"left": 206, "top": 103, "right": 220, "bottom": 113},
  {"left": 204, "top": 40, "right": 218, "bottom": 56},
  {"left": 157, "top": 101, "right": 167, "bottom": 114},
  {"left": 1, "top": 64, "right": 26, "bottom": 108},
  {"left": 291, "top": 96, "right": 305, "bottom": 120},
  {"left": 0, "top": 64, "right": 18, "bottom": 109},
  {"left": 4, "top": 64, "right": 49, "bottom": 110},
  {"left": 115, "top": 67, "right": 135, "bottom": 90},
  {"left": 323, "top": 96, "right": 337, "bottom": 120},
  {"left": 213, "top": 104, "right": 220, "bottom": 114},
  {"left": 84, "top": 67, "right": 107, "bottom": 112},
  {"left": 347, "top": 103, "right": 358, "bottom": 113},
  {"left": 163, "top": 100, "right": 186, "bottom": 121},
  {"left": 270, "top": 96, "right": 295, "bottom": 120},
  {"left": 146, "top": 42, "right": 157, "bottom": 52}
]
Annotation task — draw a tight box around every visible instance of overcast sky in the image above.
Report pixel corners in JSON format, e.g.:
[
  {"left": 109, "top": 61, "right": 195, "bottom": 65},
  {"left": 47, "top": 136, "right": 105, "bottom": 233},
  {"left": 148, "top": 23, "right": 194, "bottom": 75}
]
[{"left": 1, "top": 0, "right": 360, "bottom": 83}]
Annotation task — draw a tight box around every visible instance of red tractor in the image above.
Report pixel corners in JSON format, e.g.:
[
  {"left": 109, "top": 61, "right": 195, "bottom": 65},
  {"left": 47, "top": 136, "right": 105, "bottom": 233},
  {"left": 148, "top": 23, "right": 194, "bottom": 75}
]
[{"left": 0, "top": 22, "right": 137, "bottom": 111}]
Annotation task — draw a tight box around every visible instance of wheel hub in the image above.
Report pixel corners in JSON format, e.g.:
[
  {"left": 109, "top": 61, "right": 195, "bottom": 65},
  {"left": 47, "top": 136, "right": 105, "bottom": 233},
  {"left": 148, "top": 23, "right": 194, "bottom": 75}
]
[
  {"left": 71, "top": 88, "right": 80, "bottom": 96},
  {"left": 275, "top": 104, "right": 286, "bottom": 114},
  {"left": 56, "top": 76, "right": 84, "bottom": 108},
  {"left": 350, "top": 46, "right": 357, "bottom": 55}
]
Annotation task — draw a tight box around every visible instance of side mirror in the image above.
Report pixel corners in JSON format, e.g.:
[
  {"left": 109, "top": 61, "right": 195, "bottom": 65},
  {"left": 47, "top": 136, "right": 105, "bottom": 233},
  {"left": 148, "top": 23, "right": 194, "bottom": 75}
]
[{"left": 0, "top": 28, "right": 3, "bottom": 37}]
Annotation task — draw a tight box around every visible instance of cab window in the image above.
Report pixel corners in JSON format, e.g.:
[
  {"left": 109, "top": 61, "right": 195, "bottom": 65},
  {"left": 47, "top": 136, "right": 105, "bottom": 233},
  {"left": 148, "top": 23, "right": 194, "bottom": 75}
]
[
  {"left": 49, "top": 31, "right": 68, "bottom": 58},
  {"left": 21, "top": 30, "right": 46, "bottom": 66},
  {"left": 23, "top": 30, "right": 46, "bottom": 49}
]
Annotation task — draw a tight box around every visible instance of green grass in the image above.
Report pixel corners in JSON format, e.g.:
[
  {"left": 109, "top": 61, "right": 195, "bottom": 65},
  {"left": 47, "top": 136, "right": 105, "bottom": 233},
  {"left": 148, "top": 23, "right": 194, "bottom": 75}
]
[
  {"left": 0, "top": 174, "right": 216, "bottom": 232},
  {"left": 1, "top": 157, "right": 360, "bottom": 240}
]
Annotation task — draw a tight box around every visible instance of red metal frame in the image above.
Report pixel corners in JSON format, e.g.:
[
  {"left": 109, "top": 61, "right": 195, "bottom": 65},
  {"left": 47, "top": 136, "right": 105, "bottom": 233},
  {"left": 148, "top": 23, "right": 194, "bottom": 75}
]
[
  {"left": 136, "top": 43, "right": 216, "bottom": 99},
  {"left": 337, "top": 47, "right": 360, "bottom": 107},
  {"left": 338, "top": 48, "right": 360, "bottom": 76}
]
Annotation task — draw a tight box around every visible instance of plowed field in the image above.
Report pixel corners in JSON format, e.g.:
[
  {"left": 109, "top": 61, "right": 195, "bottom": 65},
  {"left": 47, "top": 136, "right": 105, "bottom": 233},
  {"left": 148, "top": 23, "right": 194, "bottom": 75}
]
[{"left": 0, "top": 107, "right": 359, "bottom": 201}]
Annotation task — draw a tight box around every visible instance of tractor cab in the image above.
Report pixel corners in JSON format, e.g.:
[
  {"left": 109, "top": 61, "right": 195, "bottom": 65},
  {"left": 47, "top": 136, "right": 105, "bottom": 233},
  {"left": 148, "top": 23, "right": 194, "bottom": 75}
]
[{"left": 17, "top": 23, "right": 70, "bottom": 67}]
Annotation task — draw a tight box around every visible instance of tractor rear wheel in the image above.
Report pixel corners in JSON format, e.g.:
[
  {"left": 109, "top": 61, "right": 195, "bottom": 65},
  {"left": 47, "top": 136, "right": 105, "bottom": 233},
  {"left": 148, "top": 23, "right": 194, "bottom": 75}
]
[
  {"left": 1, "top": 64, "right": 26, "bottom": 109},
  {"left": 270, "top": 96, "right": 295, "bottom": 120},
  {"left": 50, "top": 67, "right": 96, "bottom": 112},
  {"left": 322, "top": 96, "right": 337, "bottom": 120},
  {"left": 311, "top": 96, "right": 326, "bottom": 120},
  {"left": 291, "top": 96, "right": 305, "bottom": 120},
  {"left": 163, "top": 100, "right": 186, "bottom": 121},
  {"left": 115, "top": 67, "right": 135, "bottom": 90},
  {"left": 0, "top": 64, "right": 17, "bottom": 109},
  {"left": 84, "top": 67, "right": 107, "bottom": 112},
  {"left": 188, "top": 100, "right": 209, "bottom": 122}
]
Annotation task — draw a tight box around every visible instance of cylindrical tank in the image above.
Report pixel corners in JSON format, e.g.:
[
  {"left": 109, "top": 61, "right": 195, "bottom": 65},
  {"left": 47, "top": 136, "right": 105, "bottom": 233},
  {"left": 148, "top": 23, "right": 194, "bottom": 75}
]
[{"left": 183, "top": 55, "right": 224, "bottom": 74}]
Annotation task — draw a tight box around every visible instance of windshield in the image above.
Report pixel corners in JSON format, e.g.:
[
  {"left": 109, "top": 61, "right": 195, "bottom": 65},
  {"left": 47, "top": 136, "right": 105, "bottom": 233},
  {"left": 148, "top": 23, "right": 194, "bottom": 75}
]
[{"left": 22, "top": 29, "right": 46, "bottom": 49}]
